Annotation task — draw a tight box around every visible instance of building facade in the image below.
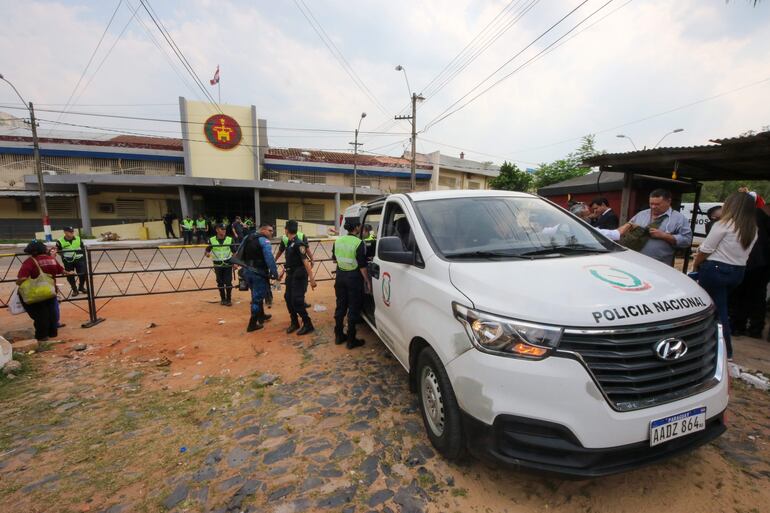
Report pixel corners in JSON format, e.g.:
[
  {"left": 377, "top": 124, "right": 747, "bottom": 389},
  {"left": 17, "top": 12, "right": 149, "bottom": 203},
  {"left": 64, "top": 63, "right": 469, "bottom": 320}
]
[{"left": 0, "top": 98, "right": 497, "bottom": 239}]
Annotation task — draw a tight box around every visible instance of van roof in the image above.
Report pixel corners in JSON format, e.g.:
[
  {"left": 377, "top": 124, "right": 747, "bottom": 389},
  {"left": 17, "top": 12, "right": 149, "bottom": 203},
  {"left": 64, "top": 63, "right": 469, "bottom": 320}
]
[{"left": 406, "top": 190, "right": 534, "bottom": 202}]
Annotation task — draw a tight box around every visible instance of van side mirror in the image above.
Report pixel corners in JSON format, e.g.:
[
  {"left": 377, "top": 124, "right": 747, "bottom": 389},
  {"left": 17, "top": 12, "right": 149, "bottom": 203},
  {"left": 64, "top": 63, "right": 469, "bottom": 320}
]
[{"left": 378, "top": 236, "right": 415, "bottom": 265}]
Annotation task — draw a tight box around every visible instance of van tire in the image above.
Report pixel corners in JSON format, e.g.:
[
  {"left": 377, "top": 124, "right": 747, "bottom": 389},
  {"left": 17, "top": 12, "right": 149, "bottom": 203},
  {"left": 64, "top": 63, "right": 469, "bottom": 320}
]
[{"left": 416, "top": 347, "right": 466, "bottom": 461}]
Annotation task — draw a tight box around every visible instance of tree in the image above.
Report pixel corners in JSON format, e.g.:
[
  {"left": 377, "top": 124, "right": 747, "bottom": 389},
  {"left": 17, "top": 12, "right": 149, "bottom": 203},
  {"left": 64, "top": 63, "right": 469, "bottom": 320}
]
[
  {"left": 533, "top": 135, "right": 602, "bottom": 189},
  {"left": 489, "top": 161, "right": 533, "bottom": 192}
]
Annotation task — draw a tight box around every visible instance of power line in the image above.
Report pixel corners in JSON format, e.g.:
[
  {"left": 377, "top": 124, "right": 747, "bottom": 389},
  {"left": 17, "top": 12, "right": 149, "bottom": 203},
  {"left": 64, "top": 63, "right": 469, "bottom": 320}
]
[
  {"left": 423, "top": 0, "right": 541, "bottom": 100},
  {"left": 138, "top": 0, "right": 221, "bottom": 111},
  {"left": 0, "top": 104, "right": 413, "bottom": 134},
  {"left": 507, "top": 74, "right": 770, "bottom": 154},
  {"left": 425, "top": 0, "right": 615, "bottom": 131},
  {"left": 68, "top": 2, "right": 143, "bottom": 111},
  {"left": 419, "top": 136, "right": 539, "bottom": 166},
  {"left": 292, "top": 0, "right": 389, "bottom": 117},
  {"left": 125, "top": 0, "right": 206, "bottom": 102},
  {"left": 362, "top": 0, "right": 541, "bottom": 141},
  {"left": 48, "top": 0, "right": 124, "bottom": 134}
]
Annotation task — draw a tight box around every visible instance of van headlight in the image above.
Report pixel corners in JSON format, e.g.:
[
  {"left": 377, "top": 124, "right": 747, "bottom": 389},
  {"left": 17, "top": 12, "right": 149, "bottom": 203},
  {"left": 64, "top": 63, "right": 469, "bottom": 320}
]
[{"left": 452, "top": 303, "right": 563, "bottom": 359}]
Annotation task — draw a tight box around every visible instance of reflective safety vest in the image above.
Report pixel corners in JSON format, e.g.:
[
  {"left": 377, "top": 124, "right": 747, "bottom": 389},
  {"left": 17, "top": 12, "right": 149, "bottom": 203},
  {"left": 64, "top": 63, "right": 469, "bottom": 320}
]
[
  {"left": 58, "top": 235, "right": 83, "bottom": 261},
  {"left": 335, "top": 235, "right": 361, "bottom": 271},
  {"left": 365, "top": 234, "right": 376, "bottom": 241},
  {"left": 196, "top": 218, "right": 207, "bottom": 229},
  {"left": 182, "top": 219, "right": 194, "bottom": 230},
  {"left": 210, "top": 236, "right": 233, "bottom": 265},
  {"left": 282, "top": 232, "right": 305, "bottom": 246}
]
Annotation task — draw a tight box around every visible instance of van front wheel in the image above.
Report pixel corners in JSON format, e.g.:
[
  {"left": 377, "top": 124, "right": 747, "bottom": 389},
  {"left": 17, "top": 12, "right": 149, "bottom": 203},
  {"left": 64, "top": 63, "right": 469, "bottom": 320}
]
[{"left": 416, "top": 347, "right": 466, "bottom": 461}]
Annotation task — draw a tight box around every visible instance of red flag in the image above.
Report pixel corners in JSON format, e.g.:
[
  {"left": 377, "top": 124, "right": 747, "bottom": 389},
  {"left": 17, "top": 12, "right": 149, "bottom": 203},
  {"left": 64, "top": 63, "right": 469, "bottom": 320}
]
[{"left": 210, "top": 65, "right": 220, "bottom": 86}]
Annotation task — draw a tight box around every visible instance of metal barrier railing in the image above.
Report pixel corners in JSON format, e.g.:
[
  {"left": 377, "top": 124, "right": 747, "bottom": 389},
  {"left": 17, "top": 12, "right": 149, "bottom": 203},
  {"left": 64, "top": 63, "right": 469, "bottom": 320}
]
[{"left": 0, "top": 239, "right": 338, "bottom": 328}]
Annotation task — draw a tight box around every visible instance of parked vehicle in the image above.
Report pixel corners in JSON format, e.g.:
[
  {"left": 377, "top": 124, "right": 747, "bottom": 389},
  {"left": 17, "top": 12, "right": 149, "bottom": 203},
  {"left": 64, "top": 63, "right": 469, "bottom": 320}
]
[{"left": 347, "top": 190, "right": 728, "bottom": 477}]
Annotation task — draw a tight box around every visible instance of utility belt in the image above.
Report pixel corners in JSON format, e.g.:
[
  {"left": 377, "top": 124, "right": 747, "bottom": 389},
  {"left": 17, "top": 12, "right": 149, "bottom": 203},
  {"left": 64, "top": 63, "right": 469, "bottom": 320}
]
[
  {"left": 212, "top": 259, "right": 232, "bottom": 267},
  {"left": 243, "top": 260, "right": 268, "bottom": 275},
  {"left": 285, "top": 266, "right": 306, "bottom": 274}
]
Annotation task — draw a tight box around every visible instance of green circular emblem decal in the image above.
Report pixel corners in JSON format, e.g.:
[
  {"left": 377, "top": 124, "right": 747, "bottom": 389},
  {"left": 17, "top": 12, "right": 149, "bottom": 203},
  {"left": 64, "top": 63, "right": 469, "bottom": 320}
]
[{"left": 587, "top": 265, "right": 652, "bottom": 292}]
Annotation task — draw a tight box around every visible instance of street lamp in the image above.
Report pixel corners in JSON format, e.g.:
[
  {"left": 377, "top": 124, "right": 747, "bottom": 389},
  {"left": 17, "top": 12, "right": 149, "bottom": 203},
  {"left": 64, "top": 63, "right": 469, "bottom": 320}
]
[
  {"left": 0, "top": 73, "right": 51, "bottom": 240},
  {"left": 653, "top": 128, "right": 685, "bottom": 148},
  {"left": 350, "top": 112, "right": 367, "bottom": 204},
  {"left": 616, "top": 134, "right": 638, "bottom": 151},
  {"left": 394, "top": 65, "right": 424, "bottom": 191}
]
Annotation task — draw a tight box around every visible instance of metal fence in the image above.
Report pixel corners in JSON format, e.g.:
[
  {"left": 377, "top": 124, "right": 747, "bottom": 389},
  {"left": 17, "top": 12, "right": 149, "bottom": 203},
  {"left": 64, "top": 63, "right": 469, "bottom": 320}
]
[{"left": 0, "top": 240, "right": 338, "bottom": 328}]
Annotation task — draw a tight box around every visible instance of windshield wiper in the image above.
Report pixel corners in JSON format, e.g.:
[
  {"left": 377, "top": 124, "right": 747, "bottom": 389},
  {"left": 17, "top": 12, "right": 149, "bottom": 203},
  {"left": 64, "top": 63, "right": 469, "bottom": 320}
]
[
  {"left": 519, "top": 245, "right": 610, "bottom": 257},
  {"left": 445, "top": 250, "right": 534, "bottom": 260}
]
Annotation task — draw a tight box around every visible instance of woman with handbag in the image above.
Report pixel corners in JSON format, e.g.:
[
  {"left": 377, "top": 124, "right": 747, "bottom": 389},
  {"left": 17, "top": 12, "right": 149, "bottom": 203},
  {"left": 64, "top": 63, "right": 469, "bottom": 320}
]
[
  {"left": 693, "top": 192, "right": 758, "bottom": 360},
  {"left": 15, "top": 240, "right": 70, "bottom": 341}
]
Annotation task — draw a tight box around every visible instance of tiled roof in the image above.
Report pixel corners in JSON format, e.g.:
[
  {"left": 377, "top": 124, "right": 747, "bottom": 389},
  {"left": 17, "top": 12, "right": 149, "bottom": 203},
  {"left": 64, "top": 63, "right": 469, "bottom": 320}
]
[{"left": 265, "top": 148, "right": 432, "bottom": 170}]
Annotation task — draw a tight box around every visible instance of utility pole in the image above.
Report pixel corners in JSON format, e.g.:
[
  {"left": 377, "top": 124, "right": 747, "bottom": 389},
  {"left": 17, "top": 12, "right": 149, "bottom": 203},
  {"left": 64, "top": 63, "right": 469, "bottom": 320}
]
[
  {"left": 1, "top": 74, "right": 51, "bottom": 240},
  {"left": 349, "top": 112, "right": 366, "bottom": 204},
  {"left": 350, "top": 128, "right": 363, "bottom": 204},
  {"left": 28, "top": 102, "right": 51, "bottom": 241},
  {"left": 395, "top": 92, "right": 420, "bottom": 191}
]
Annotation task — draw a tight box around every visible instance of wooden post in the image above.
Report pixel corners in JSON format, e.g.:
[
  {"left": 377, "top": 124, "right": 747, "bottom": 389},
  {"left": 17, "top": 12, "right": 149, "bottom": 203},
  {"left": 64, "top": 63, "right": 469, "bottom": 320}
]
[{"left": 619, "top": 171, "right": 633, "bottom": 223}]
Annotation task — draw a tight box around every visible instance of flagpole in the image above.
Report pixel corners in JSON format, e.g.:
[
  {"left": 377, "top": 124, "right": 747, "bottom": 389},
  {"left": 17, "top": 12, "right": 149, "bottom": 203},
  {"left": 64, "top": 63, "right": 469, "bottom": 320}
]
[{"left": 218, "top": 80, "right": 221, "bottom": 105}]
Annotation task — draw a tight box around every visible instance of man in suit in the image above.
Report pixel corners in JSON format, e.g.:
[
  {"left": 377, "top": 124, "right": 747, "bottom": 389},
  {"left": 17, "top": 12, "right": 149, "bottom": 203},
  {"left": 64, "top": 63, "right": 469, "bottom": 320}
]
[{"left": 589, "top": 197, "right": 619, "bottom": 230}]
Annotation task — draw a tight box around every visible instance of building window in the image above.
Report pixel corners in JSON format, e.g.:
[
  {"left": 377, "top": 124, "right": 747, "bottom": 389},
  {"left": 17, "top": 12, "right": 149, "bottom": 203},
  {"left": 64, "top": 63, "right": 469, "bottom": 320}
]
[
  {"left": 47, "top": 197, "right": 76, "bottom": 217},
  {"left": 98, "top": 203, "right": 115, "bottom": 214},
  {"left": 438, "top": 176, "right": 457, "bottom": 188},
  {"left": 303, "top": 204, "right": 325, "bottom": 220},
  {"left": 467, "top": 181, "right": 481, "bottom": 189},
  {"left": 116, "top": 198, "right": 146, "bottom": 218},
  {"left": 18, "top": 198, "right": 38, "bottom": 212}
]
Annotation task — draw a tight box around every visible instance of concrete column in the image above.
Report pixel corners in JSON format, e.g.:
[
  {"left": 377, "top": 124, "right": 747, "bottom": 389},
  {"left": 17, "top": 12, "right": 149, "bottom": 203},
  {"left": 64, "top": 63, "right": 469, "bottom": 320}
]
[
  {"left": 77, "top": 182, "right": 92, "bottom": 236},
  {"left": 253, "top": 188, "right": 261, "bottom": 226},
  {"left": 178, "top": 185, "right": 191, "bottom": 219},
  {"left": 334, "top": 192, "right": 341, "bottom": 231}
]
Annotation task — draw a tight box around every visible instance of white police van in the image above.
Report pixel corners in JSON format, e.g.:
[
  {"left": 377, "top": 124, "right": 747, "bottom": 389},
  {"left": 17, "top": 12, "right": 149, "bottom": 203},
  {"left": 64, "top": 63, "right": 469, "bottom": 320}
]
[{"left": 346, "top": 190, "right": 728, "bottom": 477}]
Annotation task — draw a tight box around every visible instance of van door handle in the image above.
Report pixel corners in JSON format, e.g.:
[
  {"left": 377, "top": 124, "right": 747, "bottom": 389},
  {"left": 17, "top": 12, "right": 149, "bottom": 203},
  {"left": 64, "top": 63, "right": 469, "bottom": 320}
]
[{"left": 370, "top": 263, "right": 380, "bottom": 279}]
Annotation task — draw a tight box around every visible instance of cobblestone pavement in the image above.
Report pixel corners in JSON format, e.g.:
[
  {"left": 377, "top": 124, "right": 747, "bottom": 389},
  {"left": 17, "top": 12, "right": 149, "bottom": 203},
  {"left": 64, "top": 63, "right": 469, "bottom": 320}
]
[{"left": 1, "top": 304, "right": 770, "bottom": 513}]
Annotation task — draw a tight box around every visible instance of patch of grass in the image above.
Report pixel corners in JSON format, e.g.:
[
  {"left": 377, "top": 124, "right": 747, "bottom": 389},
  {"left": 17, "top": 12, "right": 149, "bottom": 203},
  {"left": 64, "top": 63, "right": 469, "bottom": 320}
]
[
  {"left": 418, "top": 471, "right": 436, "bottom": 488},
  {"left": 451, "top": 487, "right": 468, "bottom": 497},
  {"left": 0, "top": 353, "right": 35, "bottom": 394}
]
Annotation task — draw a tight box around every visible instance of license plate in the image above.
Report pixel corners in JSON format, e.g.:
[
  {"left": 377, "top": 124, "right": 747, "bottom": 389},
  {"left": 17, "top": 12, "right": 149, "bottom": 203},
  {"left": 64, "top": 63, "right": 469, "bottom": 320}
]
[{"left": 649, "top": 407, "right": 706, "bottom": 447}]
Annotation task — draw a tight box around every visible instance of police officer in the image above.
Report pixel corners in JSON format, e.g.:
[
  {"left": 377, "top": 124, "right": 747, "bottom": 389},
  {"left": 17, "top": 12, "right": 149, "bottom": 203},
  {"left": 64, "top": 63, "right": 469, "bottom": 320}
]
[
  {"left": 284, "top": 220, "right": 316, "bottom": 335},
  {"left": 275, "top": 222, "right": 314, "bottom": 265},
  {"left": 181, "top": 215, "right": 195, "bottom": 244},
  {"left": 333, "top": 220, "right": 370, "bottom": 349},
  {"left": 195, "top": 214, "right": 208, "bottom": 244},
  {"left": 363, "top": 224, "right": 376, "bottom": 241},
  {"left": 56, "top": 226, "right": 87, "bottom": 296},
  {"left": 205, "top": 223, "right": 235, "bottom": 306},
  {"left": 238, "top": 223, "right": 279, "bottom": 332}
]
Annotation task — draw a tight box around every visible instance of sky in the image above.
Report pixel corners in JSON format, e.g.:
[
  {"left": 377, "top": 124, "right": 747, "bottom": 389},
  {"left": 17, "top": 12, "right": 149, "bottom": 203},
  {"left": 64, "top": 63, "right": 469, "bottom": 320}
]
[{"left": 1, "top": 0, "right": 769, "bottom": 168}]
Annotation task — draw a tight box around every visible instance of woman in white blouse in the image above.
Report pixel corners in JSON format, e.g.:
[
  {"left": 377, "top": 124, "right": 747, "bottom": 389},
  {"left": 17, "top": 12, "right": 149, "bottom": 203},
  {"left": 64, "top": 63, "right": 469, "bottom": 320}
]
[{"left": 693, "top": 192, "right": 758, "bottom": 359}]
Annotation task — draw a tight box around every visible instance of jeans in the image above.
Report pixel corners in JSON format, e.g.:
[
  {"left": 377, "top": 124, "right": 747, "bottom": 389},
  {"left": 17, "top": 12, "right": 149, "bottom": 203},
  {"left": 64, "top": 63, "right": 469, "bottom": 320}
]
[
  {"left": 244, "top": 269, "right": 268, "bottom": 315},
  {"left": 698, "top": 260, "right": 745, "bottom": 358}
]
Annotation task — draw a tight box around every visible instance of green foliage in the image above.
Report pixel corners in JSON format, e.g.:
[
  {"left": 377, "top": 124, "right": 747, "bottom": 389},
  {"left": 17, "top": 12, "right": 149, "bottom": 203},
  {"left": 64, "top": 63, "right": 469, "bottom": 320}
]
[
  {"left": 489, "top": 161, "right": 533, "bottom": 192},
  {"left": 533, "top": 135, "right": 602, "bottom": 189},
  {"left": 682, "top": 180, "right": 770, "bottom": 203}
]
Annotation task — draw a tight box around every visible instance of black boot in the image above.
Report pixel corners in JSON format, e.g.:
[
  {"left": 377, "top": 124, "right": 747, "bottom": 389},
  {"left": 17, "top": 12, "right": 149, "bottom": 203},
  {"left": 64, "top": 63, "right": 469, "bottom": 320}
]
[
  {"left": 259, "top": 301, "right": 272, "bottom": 321},
  {"left": 334, "top": 324, "right": 346, "bottom": 345},
  {"left": 346, "top": 326, "right": 365, "bottom": 349},
  {"left": 297, "top": 320, "right": 315, "bottom": 336},
  {"left": 247, "top": 313, "right": 263, "bottom": 332},
  {"left": 286, "top": 318, "right": 300, "bottom": 334},
  {"left": 224, "top": 288, "right": 232, "bottom": 306}
]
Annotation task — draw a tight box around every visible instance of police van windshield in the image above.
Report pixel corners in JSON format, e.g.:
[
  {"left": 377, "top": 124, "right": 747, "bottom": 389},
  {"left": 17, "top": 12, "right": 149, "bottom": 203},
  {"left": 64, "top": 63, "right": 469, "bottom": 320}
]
[{"left": 413, "top": 196, "right": 618, "bottom": 259}]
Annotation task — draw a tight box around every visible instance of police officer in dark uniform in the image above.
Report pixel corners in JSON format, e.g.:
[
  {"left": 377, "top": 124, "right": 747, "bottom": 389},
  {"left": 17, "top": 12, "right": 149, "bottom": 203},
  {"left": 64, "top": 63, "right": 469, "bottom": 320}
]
[
  {"left": 237, "top": 223, "right": 279, "bottom": 332},
  {"left": 283, "top": 220, "right": 316, "bottom": 335},
  {"left": 333, "top": 219, "right": 370, "bottom": 349}
]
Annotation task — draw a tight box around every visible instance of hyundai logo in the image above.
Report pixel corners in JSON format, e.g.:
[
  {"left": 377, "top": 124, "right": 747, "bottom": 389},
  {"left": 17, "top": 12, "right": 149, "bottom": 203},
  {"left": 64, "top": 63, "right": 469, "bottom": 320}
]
[{"left": 654, "top": 338, "right": 688, "bottom": 361}]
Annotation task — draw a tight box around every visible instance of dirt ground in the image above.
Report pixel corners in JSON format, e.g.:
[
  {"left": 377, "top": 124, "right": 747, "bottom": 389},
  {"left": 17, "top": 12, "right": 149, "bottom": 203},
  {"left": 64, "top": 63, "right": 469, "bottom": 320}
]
[{"left": 1, "top": 282, "right": 770, "bottom": 513}]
